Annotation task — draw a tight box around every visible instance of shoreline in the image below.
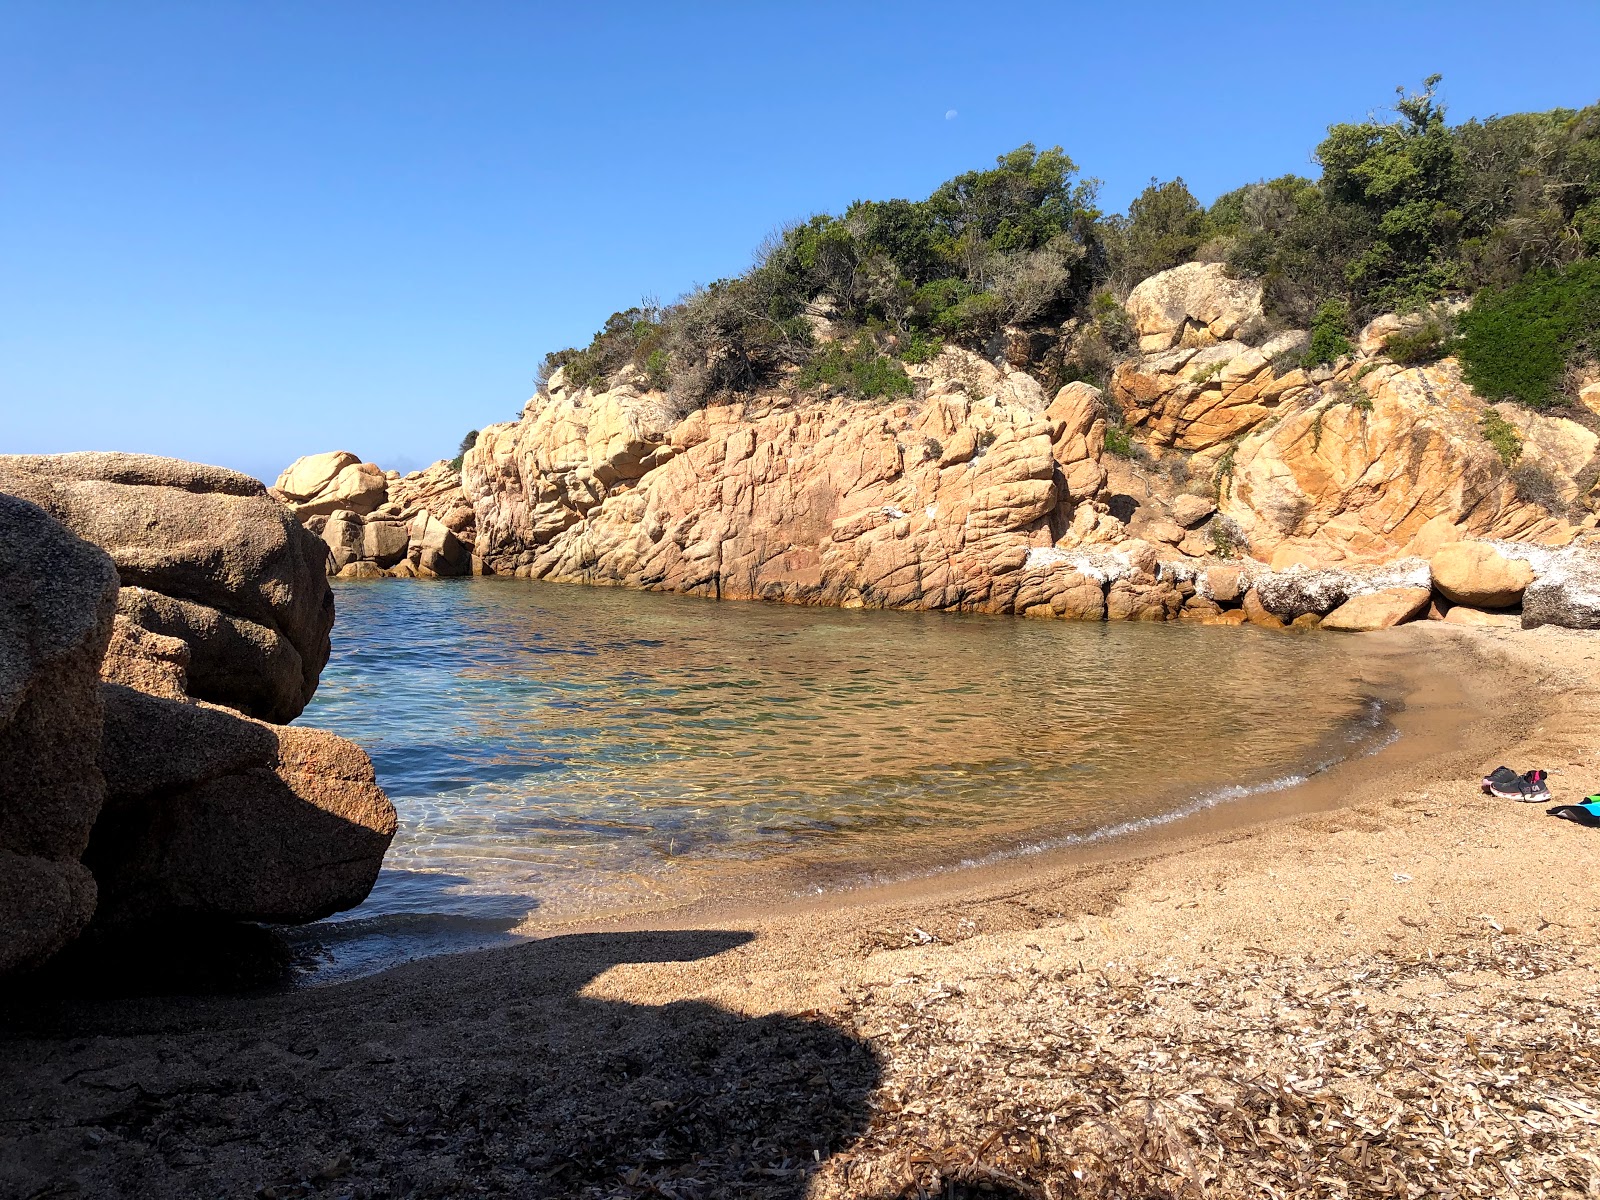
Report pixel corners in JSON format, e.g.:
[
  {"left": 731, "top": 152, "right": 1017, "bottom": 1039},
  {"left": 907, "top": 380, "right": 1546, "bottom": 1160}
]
[
  {"left": 6, "top": 621, "right": 1600, "bottom": 1198},
  {"left": 498, "top": 619, "right": 1488, "bottom": 946}
]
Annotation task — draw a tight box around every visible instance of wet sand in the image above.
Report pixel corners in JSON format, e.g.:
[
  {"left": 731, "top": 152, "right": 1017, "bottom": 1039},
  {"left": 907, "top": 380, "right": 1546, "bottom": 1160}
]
[{"left": 4, "top": 623, "right": 1600, "bottom": 1198}]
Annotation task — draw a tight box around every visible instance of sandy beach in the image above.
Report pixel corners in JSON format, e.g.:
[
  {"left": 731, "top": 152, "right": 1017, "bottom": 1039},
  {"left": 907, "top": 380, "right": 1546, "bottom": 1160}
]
[{"left": 5, "top": 622, "right": 1600, "bottom": 1199}]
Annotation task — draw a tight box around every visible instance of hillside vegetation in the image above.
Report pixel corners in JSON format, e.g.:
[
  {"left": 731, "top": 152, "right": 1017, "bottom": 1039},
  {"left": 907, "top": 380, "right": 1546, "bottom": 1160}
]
[{"left": 538, "top": 78, "right": 1600, "bottom": 415}]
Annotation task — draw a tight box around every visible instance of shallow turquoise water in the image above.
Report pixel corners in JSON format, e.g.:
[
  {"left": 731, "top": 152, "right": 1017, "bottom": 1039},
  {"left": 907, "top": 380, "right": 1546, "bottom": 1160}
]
[{"left": 292, "top": 578, "right": 1396, "bottom": 980}]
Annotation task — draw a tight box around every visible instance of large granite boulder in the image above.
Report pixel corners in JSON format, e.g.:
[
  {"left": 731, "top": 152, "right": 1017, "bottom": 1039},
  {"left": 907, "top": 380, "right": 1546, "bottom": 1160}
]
[
  {"left": 1429, "top": 541, "right": 1535, "bottom": 608},
  {"left": 273, "top": 451, "right": 388, "bottom": 518},
  {"left": 0, "top": 453, "right": 334, "bottom": 722},
  {"left": 1521, "top": 553, "right": 1600, "bottom": 630},
  {"left": 0, "top": 495, "right": 120, "bottom": 973},
  {"left": 89, "top": 686, "right": 396, "bottom": 926},
  {"left": 1124, "top": 262, "right": 1265, "bottom": 354},
  {"left": 1321, "top": 586, "right": 1432, "bottom": 632}
]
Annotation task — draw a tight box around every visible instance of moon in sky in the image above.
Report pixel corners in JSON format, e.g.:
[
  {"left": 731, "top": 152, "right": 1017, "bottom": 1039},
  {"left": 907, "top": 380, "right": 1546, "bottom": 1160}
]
[{"left": 945, "top": 109, "right": 958, "bottom": 120}]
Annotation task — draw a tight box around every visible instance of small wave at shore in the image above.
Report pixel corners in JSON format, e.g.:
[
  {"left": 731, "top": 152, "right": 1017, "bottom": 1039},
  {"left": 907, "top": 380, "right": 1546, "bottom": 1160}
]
[{"left": 789, "top": 696, "right": 1401, "bottom": 897}]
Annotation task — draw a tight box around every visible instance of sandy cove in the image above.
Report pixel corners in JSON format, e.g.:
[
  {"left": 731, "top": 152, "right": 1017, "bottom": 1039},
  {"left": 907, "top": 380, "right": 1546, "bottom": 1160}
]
[{"left": 4, "top": 623, "right": 1600, "bottom": 1199}]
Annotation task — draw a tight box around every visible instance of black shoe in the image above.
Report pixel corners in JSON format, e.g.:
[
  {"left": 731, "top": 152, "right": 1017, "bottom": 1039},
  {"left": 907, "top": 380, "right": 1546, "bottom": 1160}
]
[{"left": 1482, "top": 766, "right": 1552, "bottom": 802}]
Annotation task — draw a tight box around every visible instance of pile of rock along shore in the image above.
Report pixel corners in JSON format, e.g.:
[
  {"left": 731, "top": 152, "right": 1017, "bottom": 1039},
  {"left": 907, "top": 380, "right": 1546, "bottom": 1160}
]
[
  {"left": 276, "top": 260, "right": 1600, "bottom": 634},
  {"left": 0, "top": 453, "right": 395, "bottom": 981}
]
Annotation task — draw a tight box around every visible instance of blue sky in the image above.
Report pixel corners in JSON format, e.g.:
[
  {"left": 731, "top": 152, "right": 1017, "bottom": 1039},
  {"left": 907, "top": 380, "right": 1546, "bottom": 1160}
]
[{"left": 4, "top": 2, "right": 1598, "bottom": 483}]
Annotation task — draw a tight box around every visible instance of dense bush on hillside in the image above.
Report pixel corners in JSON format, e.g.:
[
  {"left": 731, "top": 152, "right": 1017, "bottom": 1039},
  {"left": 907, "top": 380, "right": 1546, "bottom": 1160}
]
[
  {"left": 1457, "top": 260, "right": 1600, "bottom": 407},
  {"left": 536, "top": 78, "right": 1599, "bottom": 414}
]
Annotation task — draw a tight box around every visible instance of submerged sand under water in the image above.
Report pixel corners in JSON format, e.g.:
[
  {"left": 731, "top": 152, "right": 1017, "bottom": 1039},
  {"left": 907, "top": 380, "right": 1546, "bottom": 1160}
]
[{"left": 292, "top": 578, "right": 1415, "bottom": 981}]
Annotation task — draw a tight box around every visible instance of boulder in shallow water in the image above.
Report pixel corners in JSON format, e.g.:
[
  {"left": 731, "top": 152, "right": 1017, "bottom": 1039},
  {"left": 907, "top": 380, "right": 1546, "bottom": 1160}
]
[
  {"left": 89, "top": 686, "right": 396, "bottom": 927},
  {"left": 0, "top": 453, "right": 334, "bottom": 722},
  {"left": 0, "top": 494, "right": 120, "bottom": 973},
  {"left": 409, "top": 510, "right": 471, "bottom": 577},
  {"left": 1320, "top": 586, "right": 1432, "bottom": 632}
]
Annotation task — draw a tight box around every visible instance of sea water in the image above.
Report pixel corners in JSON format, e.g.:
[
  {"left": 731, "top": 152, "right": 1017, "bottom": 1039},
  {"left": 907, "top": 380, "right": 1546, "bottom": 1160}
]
[{"left": 291, "top": 578, "right": 1397, "bottom": 981}]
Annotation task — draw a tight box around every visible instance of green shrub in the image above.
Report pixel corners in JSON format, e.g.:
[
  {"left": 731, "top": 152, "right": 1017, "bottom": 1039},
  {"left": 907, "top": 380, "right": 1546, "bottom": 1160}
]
[
  {"left": 1383, "top": 319, "right": 1452, "bottom": 365},
  {"left": 1478, "top": 409, "right": 1524, "bottom": 466},
  {"left": 1510, "top": 462, "right": 1566, "bottom": 511},
  {"left": 1457, "top": 260, "right": 1600, "bottom": 408},
  {"left": 898, "top": 331, "right": 944, "bottom": 364},
  {"left": 1213, "top": 443, "right": 1238, "bottom": 499},
  {"left": 1103, "top": 423, "right": 1137, "bottom": 458},
  {"left": 1209, "top": 516, "right": 1244, "bottom": 558},
  {"left": 795, "top": 336, "right": 914, "bottom": 400},
  {"left": 643, "top": 349, "right": 671, "bottom": 390},
  {"left": 1303, "top": 299, "right": 1353, "bottom": 367},
  {"left": 1109, "top": 176, "right": 1211, "bottom": 287},
  {"left": 1190, "top": 360, "right": 1226, "bottom": 385},
  {"left": 447, "top": 429, "right": 480, "bottom": 473}
]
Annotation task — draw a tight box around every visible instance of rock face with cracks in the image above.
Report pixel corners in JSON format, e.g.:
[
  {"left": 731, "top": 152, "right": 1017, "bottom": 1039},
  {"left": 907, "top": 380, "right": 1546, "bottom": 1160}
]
[
  {"left": 0, "top": 461, "right": 395, "bottom": 977},
  {"left": 467, "top": 362, "right": 1122, "bottom": 619},
  {"left": 0, "top": 453, "right": 334, "bottom": 723},
  {"left": 0, "top": 495, "right": 120, "bottom": 974},
  {"left": 1123, "top": 262, "right": 1265, "bottom": 354},
  {"left": 1220, "top": 360, "right": 1570, "bottom": 567}
]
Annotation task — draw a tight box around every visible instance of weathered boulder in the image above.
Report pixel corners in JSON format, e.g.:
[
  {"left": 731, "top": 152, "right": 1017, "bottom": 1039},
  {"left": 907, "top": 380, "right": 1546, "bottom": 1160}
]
[
  {"left": 1252, "top": 570, "right": 1351, "bottom": 619},
  {"left": 1240, "top": 589, "right": 1285, "bottom": 629},
  {"left": 274, "top": 450, "right": 359, "bottom": 502},
  {"left": 1045, "top": 382, "right": 1109, "bottom": 501},
  {"left": 322, "top": 509, "right": 366, "bottom": 572},
  {"left": 1522, "top": 573, "right": 1600, "bottom": 631},
  {"left": 361, "top": 517, "right": 411, "bottom": 568},
  {"left": 1429, "top": 542, "right": 1534, "bottom": 607},
  {"left": 0, "top": 495, "right": 120, "bottom": 973},
  {"left": 274, "top": 452, "right": 388, "bottom": 518},
  {"left": 88, "top": 687, "right": 396, "bottom": 926},
  {"left": 1442, "top": 605, "right": 1520, "bottom": 628},
  {"left": 1203, "top": 566, "right": 1246, "bottom": 605},
  {"left": 410, "top": 511, "right": 471, "bottom": 577},
  {"left": 1124, "top": 263, "right": 1265, "bottom": 354},
  {"left": 1172, "top": 494, "right": 1216, "bottom": 528},
  {"left": 1321, "top": 587, "right": 1432, "bottom": 632},
  {"left": 100, "top": 615, "right": 189, "bottom": 701},
  {"left": 0, "top": 454, "right": 335, "bottom": 723}
]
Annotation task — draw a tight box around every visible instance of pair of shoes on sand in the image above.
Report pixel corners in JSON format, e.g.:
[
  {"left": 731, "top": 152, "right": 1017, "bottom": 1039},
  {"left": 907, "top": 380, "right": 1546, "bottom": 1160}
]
[
  {"left": 1482, "top": 766, "right": 1551, "bottom": 802},
  {"left": 1484, "top": 766, "right": 1600, "bottom": 827}
]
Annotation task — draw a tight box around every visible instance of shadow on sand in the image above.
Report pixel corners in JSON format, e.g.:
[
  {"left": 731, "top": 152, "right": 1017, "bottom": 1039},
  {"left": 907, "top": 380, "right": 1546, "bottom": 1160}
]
[{"left": 0, "top": 928, "right": 884, "bottom": 1199}]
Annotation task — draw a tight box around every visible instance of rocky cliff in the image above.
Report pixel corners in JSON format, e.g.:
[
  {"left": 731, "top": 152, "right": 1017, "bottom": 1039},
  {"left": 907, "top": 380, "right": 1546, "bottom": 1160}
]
[
  {"left": 0, "top": 456, "right": 395, "bottom": 978},
  {"left": 277, "top": 262, "right": 1600, "bottom": 632}
]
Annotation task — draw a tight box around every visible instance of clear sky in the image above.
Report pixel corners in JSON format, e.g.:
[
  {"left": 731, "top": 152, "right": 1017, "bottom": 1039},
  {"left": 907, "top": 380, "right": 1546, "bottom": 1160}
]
[{"left": 4, "top": 2, "right": 1598, "bottom": 483}]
